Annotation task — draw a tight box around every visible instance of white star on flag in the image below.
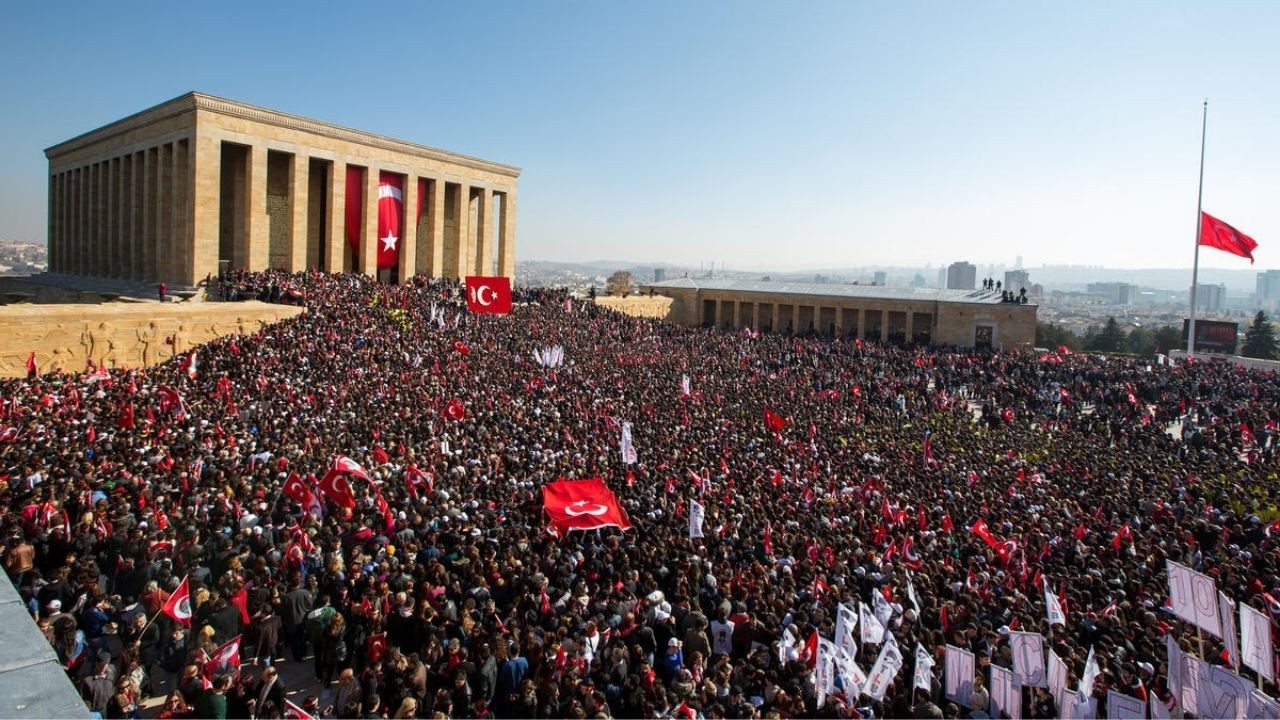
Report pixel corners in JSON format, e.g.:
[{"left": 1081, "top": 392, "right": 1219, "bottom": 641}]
[{"left": 380, "top": 232, "right": 398, "bottom": 252}]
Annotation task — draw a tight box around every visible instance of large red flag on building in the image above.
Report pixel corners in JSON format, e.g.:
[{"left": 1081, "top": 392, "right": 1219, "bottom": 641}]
[
  {"left": 1201, "top": 211, "right": 1258, "bottom": 264},
  {"left": 376, "top": 172, "right": 403, "bottom": 269},
  {"left": 542, "top": 477, "right": 633, "bottom": 538},
  {"left": 465, "top": 276, "right": 513, "bottom": 314},
  {"left": 162, "top": 575, "right": 193, "bottom": 627}
]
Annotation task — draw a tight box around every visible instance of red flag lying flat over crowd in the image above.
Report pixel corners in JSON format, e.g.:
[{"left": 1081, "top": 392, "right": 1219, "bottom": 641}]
[
  {"left": 763, "top": 407, "right": 787, "bottom": 432},
  {"left": 542, "top": 478, "right": 633, "bottom": 538},
  {"left": 1200, "top": 211, "right": 1258, "bottom": 263},
  {"left": 465, "top": 275, "right": 513, "bottom": 314}
]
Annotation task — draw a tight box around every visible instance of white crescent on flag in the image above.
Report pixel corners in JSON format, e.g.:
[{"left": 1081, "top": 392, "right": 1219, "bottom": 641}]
[{"left": 564, "top": 501, "right": 609, "bottom": 516}]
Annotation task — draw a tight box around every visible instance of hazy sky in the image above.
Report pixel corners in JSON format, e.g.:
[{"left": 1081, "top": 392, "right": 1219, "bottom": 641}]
[{"left": 1, "top": 2, "right": 1276, "bottom": 271}]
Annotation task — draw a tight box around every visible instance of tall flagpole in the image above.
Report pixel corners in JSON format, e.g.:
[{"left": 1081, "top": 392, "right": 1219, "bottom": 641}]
[{"left": 1187, "top": 99, "right": 1208, "bottom": 358}]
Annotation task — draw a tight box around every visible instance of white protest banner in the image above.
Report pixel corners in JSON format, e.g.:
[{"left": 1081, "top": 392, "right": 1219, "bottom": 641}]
[
  {"left": 1079, "top": 646, "right": 1100, "bottom": 700},
  {"left": 1166, "top": 559, "right": 1222, "bottom": 637},
  {"left": 1197, "top": 664, "right": 1249, "bottom": 720},
  {"left": 1150, "top": 696, "right": 1172, "bottom": 720},
  {"left": 1178, "top": 654, "right": 1206, "bottom": 717},
  {"left": 815, "top": 638, "right": 836, "bottom": 709},
  {"left": 835, "top": 646, "right": 867, "bottom": 699},
  {"left": 1045, "top": 584, "right": 1067, "bottom": 627},
  {"left": 989, "top": 664, "right": 1021, "bottom": 720},
  {"left": 688, "top": 499, "right": 704, "bottom": 539},
  {"left": 1105, "top": 690, "right": 1146, "bottom": 719},
  {"left": 1240, "top": 601, "right": 1275, "bottom": 682},
  {"left": 834, "top": 603, "right": 858, "bottom": 659},
  {"left": 1010, "top": 631, "right": 1047, "bottom": 688},
  {"left": 1249, "top": 689, "right": 1280, "bottom": 719},
  {"left": 1046, "top": 649, "right": 1068, "bottom": 696},
  {"left": 1059, "top": 691, "right": 1097, "bottom": 720},
  {"left": 913, "top": 643, "right": 934, "bottom": 693},
  {"left": 864, "top": 638, "right": 904, "bottom": 702},
  {"left": 944, "top": 644, "right": 974, "bottom": 706},
  {"left": 1219, "top": 592, "right": 1239, "bottom": 670},
  {"left": 906, "top": 573, "right": 921, "bottom": 616},
  {"left": 873, "top": 590, "right": 894, "bottom": 629},
  {"left": 860, "top": 602, "right": 886, "bottom": 645},
  {"left": 619, "top": 421, "right": 637, "bottom": 464}
]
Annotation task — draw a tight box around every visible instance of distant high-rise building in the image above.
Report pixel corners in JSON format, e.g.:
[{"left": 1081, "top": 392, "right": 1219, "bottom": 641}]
[
  {"left": 912, "top": 273, "right": 926, "bottom": 288},
  {"left": 1257, "top": 270, "right": 1280, "bottom": 305},
  {"left": 654, "top": 268, "right": 666, "bottom": 282},
  {"left": 947, "top": 261, "right": 976, "bottom": 290},
  {"left": 873, "top": 271, "right": 887, "bottom": 286},
  {"left": 937, "top": 268, "right": 948, "bottom": 288},
  {"left": 1195, "top": 283, "right": 1226, "bottom": 313},
  {"left": 1015, "top": 255, "right": 1023, "bottom": 269},
  {"left": 1004, "top": 270, "right": 1030, "bottom": 294},
  {"left": 1086, "top": 282, "right": 1135, "bottom": 306}
]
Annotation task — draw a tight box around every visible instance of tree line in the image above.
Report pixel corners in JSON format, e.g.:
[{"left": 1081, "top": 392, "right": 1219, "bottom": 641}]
[{"left": 1036, "top": 310, "right": 1279, "bottom": 359}]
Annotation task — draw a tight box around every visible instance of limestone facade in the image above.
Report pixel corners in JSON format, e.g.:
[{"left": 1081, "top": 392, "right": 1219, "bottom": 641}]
[
  {"left": 644, "top": 278, "right": 1036, "bottom": 349},
  {"left": 45, "top": 93, "right": 519, "bottom": 287}
]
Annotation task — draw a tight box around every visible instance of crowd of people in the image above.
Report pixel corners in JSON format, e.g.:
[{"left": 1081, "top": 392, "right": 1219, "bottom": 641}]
[{"left": 1, "top": 268, "right": 1278, "bottom": 719}]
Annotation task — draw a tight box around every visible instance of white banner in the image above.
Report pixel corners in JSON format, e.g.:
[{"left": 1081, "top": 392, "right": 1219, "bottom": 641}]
[
  {"left": 688, "top": 499, "right": 704, "bottom": 538},
  {"left": 860, "top": 601, "right": 886, "bottom": 645},
  {"left": 864, "top": 638, "right": 904, "bottom": 702},
  {"left": 1166, "top": 559, "right": 1222, "bottom": 637},
  {"left": 834, "top": 646, "right": 867, "bottom": 699},
  {"left": 989, "top": 664, "right": 1021, "bottom": 720},
  {"left": 1105, "top": 690, "right": 1146, "bottom": 719},
  {"left": 906, "top": 573, "right": 921, "bottom": 616},
  {"left": 913, "top": 643, "right": 934, "bottom": 693},
  {"left": 834, "top": 603, "right": 858, "bottom": 659},
  {"left": 873, "top": 590, "right": 894, "bottom": 629},
  {"left": 1249, "top": 689, "right": 1280, "bottom": 719},
  {"left": 1080, "top": 646, "right": 1100, "bottom": 700},
  {"left": 620, "top": 421, "right": 638, "bottom": 465},
  {"left": 1220, "top": 592, "right": 1239, "bottom": 670},
  {"left": 1178, "top": 653, "right": 1206, "bottom": 717},
  {"left": 1240, "top": 601, "right": 1275, "bottom": 682},
  {"left": 1150, "top": 696, "right": 1172, "bottom": 720},
  {"left": 1047, "top": 649, "right": 1068, "bottom": 696},
  {"left": 1059, "top": 690, "right": 1097, "bottom": 719},
  {"left": 1010, "top": 631, "right": 1047, "bottom": 688},
  {"left": 1197, "top": 664, "right": 1249, "bottom": 720},
  {"left": 944, "top": 644, "right": 974, "bottom": 706},
  {"left": 1045, "top": 584, "right": 1067, "bottom": 626},
  {"left": 815, "top": 638, "right": 837, "bottom": 708}
]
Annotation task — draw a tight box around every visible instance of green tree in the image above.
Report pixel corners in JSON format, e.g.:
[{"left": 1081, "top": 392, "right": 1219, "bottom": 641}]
[
  {"left": 1086, "top": 317, "right": 1124, "bottom": 353},
  {"left": 1035, "top": 321, "right": 1082, "bottom": 351},
  {"left": 1126, "top": 326, "right": 1156, "bottom": 356},
  {"left": 1242, "top": 311, "right": 1278, "bottom": 359},
  {"left": 605, "top": 270, "right": 636, "bottom": 297},
  {"left": 1151, "top": 325, "right": 1183, "bottom": 355}
]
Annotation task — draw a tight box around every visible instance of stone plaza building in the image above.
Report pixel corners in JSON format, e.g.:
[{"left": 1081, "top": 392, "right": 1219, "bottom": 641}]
[
  {"left": 44, "top": 93, "right": 519, "bottom": 287},
  {"left": 645, "top": 278, "right": 1036, "bottom": 349}
]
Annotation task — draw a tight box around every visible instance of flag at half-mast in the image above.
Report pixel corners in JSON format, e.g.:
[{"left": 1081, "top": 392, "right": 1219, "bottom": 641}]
[{"left": 1200, "top": 211, "right": 1258, "bottom": 264}]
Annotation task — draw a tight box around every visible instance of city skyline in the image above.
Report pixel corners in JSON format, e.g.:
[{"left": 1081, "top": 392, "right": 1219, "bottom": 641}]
[{"left": 1, "top": 2, "right": 1277, "bottom": 270}]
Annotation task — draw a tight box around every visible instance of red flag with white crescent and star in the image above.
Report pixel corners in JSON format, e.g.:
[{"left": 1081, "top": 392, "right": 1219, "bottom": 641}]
[
  {"left": 1200, "top": 211, "right": 1258, "bottom": 264},
  {"left": 284, "top": 699, "right": 316, "bottom": 720},
  {"left": 542, "top": 477, "right": 633, "bottom": 538},
  {"left": 376, "top": 172, "right": 403, "bottom": 269},
  {"left": 317, "top": 469, "right": 358, "bottom": 509},
  {"left": 162, "top": 575, "right": 193, "bottom": 627},
  {"left": 465, "top": 275, "right": 513, "bottom": 314}
]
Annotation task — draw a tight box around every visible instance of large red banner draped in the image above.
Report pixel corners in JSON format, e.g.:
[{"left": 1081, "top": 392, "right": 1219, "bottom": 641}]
[
  {"left": 376, "top": 172, "right": 403, "bottom": 269},
  {"left": 344, "top": 166, "right": 364, "bottom": 254}
]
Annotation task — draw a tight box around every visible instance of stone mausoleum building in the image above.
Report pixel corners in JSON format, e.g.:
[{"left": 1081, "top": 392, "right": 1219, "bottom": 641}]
[
  {"left": 645, "top": 278, "right": 1036, "bottom": 349},
  {"left": 44, "top": 92, "right": 519, "bottom": 287}
]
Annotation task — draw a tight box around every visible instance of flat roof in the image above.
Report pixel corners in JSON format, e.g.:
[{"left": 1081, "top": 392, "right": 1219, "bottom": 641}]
[
  {"left": 644, "top": 277, "right": 1034, "bottom": 306},
  {"left": 45, "top": 92, "right": 520, "bottom": 178},
  {"left": 0, "top": 579, "right": 91, "bottom": 718}
]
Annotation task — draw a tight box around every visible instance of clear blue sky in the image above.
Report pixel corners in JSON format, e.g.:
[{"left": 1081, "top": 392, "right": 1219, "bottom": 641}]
[{"left": 1, "top": 1, "right": 1277, "bottom": 270}]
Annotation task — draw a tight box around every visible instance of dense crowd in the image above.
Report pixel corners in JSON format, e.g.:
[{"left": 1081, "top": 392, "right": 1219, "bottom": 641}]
[{"left": 2, "top": 269, "right": 1278, "bottom": 719}]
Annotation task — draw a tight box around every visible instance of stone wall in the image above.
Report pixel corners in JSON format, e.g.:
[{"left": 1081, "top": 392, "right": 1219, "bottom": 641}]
[{"left": 0, "top": 301, "right": 304, "bottom": 378}]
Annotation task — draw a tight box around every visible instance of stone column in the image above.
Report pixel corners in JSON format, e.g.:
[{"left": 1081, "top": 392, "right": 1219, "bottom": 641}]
[
  {"left": 856, "top": 309, "right": 866, "bottom": 338},
  {"left": 70, "top": 168, "right": 80, "bottom": 275},
  {"left": 714, "top": 299, "right": 724, "bottom": 327},
  {"left": 156, "top": 144, "right": 173, "bottom": 283},
  {"left": 325, "top": 160, "right": 347, "bottom": 273},
  {"left": 140, "top": 149, "right": 155, "bottom": 281},
  {"left": 792, "top": 305, "right": 800, "bottom": 333},
  {"left": 247, "top": 145, "right": 269, "bottom": 271},
  {"left": 289, "top": 154, "right": 309, "bottom": 272},
  {"left": 751, "top": 303, "right": 760, "bottom": 330},
  {"left": 456, "top": 185, "right": 473, "bottom": 280},
  {"left": 362, "top": 168, "right": 378, "bottom": 278},
  {"left": 47, "top": 173, "right": 57, "bottom": 273},
  {"left": 90, "top": 163, "right": 102, "bottom": 277},
  {"left": 497, "top": 188, "right": 516, "bottom": 279},
  {"left": 879, "top": 309, "right": 889, "bottom": 342},
  {"left": 905, "top": 311, "right": 915, "bottom": 343},
  {"left": 190, "top": 135, "right": 220, "bottom": 282},
  {"left": 171, "top": 140, "right": 191, "bottom": 285},
  {"left": 399, "top": 176, "right": 418, "bottom": 282},
  {"left": 771, "top": 304, "right": 780, "bottom": 331},
  {"left": 474, "top": 187, "right": 493, "bottom": 276},
  {"left": 427, "top": 180, "right": 445, "bottom": 278}
]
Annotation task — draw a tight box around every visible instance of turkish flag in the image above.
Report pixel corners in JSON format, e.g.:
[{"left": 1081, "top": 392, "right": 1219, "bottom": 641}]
[
  {"left": 376, "top": 173, "right": 403, "bottom": 269},
  {"left": 282, "top": 472, "right": 321, "bottom": 516},
  {"left": 971, "top": 518, "right": 1001, "bottom": 549},
  {"left": 375, "top": 491, "right": 395, "bottom": 533},
  {"left": 371, "top": 445, "right": 390, "bottom": 465},
  {"left": 317, "top": 469, "right": 358, "bottom": 509},
  {"left": 1201, "top": 211, "right": 1258, "bottom": 263},
  {"left": 204, "top": 635, "right": 241, "bottom": 682},
  {"left": 763, "top": 407, "right": 787, "bottom": 433},
  {"left": 405, "top": 464, "right": 433, "bottom": 500},
  {"left": 542, "top": 477, "right": 633, "bottom": 538},
  {"left": 365, "top": 633, "right": 388, "bottom": 664},
  {"left": 25, "top": 352, "right": 36, "bottom": 379},
  {"left": 330, "top": 455, "right": 371, "bottom": 483},
  {"left": 445, "top": 398, "right": 466, "bottom": 421},
  {"left": 284, "top": 699, "right": 317, "bottom": 720},
  {"left": 465, "top": 275, "right": 513, "bottom": 315},
  {"left": 162, "top": 575, "right": 193, "bottom": 627}
]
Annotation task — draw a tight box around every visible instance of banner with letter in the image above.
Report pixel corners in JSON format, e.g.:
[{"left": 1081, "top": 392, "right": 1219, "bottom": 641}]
[
  {"left": 989, "top": 664, "right": 1021, "bottom": 720},
  {"left": 945, "top": 645, "right": 974, "bottom": 706},
  {"left": 1166, "top": 559, "right": 1222, "bottom": 637},
  {"left": 1105, "top": 690, "right": 1146, "bottom": 719},
  {"left": 864, "top": 639, "right": 904, "bottom": 702},
  {"left": 1240, "top": 601, "right": 1275, "bottom": 682},
  {"left": 1010, "top": 631, "right": 1047, "bottom": 687}
]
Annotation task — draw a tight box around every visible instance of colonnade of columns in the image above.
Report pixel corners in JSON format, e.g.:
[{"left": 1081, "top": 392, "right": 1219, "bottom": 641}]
[
  {"left": 708, "top": 298, "right": 932, "bottom": 342},
  {"left": 48, "top": 137, "right": 193, "bottom": 284},
  {"left": 209, "top": 141, "right": 515, "bottom": 287}
]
